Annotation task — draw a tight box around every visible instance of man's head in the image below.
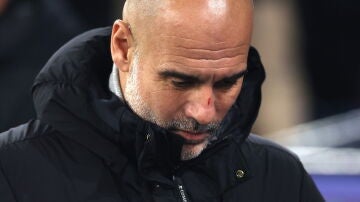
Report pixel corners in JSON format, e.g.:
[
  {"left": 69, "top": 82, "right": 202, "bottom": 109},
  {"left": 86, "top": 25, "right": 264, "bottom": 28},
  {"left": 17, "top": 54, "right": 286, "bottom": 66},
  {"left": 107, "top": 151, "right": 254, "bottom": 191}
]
[{"left": 111, "top": 0, "right": 253, "bottom": 160}]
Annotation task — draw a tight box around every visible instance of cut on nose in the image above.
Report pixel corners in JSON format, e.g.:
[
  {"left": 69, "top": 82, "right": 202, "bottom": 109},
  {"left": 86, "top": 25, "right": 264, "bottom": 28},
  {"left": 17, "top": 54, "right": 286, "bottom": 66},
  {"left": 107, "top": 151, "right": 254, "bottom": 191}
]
[{"left": 185, "top": 97, "right": 216, "bottom": 125}]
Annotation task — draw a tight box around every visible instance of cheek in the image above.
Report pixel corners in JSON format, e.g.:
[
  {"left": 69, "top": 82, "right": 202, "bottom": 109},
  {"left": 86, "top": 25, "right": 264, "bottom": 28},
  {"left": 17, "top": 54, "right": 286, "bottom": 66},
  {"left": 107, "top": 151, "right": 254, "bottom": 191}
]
[
  {"left": 215, "top": 96, "right": 235, "bottom": 118},
  {"left": 146, "top": 84, "right": 186, "bottom": 119},
  {"left": 215, "top": 83, "right": 243, "bottom": 116}
]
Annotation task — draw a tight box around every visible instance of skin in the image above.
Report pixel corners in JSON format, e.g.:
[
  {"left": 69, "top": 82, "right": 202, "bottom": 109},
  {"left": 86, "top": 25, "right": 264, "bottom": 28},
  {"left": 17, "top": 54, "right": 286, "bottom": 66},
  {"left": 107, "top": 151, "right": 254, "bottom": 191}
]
[{"left": 111, "top": 0, "right": 253, "bottom": 160}]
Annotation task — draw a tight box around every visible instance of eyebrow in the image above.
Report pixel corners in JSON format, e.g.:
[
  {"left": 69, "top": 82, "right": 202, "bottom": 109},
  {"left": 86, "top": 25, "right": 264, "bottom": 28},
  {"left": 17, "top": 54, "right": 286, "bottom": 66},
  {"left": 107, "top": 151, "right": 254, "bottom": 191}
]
[
  {"left": 159, "top": 70, "right": 201, "bottom": 83},
  {"left": 158, "top": 69, "right": 248, "bottom": 82},
  {"left": 221, "top": 69, "right": 248, "bottom": 81}
]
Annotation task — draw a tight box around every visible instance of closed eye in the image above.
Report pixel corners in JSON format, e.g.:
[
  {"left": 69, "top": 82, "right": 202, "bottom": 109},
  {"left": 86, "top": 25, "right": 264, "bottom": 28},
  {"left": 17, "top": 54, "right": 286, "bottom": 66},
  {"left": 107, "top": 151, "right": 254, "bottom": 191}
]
[
  {"left": 214, "top": 78, "right": 239, "bottom": 89},
  {"left": 214, "top": 69, "right": 247, "bottom": 90},
  {"left": 171, "top": 79, "right": 196, "bottom": 89},
  {"left": 159, "top": 70, "right": 201, "bottom": 90}
]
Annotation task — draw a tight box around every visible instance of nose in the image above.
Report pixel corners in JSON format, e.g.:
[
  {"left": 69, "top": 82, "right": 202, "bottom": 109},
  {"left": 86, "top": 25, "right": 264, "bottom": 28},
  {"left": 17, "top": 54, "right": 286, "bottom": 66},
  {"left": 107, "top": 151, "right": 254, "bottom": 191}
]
[{"left": 184, "top": 86, "right": 216, "bottom": 125}]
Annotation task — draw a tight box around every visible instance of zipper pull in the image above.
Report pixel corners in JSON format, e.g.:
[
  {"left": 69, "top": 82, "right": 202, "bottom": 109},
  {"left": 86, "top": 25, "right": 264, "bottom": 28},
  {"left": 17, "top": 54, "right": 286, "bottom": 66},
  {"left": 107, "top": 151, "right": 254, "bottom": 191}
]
[{"left": 173, "top": 175, "right": 191, "bottom": 202}]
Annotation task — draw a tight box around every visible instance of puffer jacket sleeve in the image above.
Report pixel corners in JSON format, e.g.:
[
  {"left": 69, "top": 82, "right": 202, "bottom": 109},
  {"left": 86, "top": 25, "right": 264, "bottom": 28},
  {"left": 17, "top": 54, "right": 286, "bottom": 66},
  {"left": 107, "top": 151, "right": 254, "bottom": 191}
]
[
  {"left": 0, "top": 161, "right": 17, "bottom": 202},
  {"left": 300, "top": 167, "right": 325, "bottom": 202}
]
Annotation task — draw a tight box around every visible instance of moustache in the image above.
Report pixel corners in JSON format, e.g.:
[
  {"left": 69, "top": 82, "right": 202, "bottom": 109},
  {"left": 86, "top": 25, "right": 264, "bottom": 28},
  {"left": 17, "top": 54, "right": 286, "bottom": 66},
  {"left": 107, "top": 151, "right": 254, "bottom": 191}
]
[{"left": 165, "top": 118, "right": 221, "bottom": 134}]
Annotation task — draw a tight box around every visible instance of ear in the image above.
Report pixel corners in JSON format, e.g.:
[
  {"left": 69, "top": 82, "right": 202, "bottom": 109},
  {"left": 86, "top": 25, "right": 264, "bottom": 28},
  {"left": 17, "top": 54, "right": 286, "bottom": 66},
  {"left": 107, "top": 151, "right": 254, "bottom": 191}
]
[{"left": 111, "top": 20, "right": 133, "bottom": 72}]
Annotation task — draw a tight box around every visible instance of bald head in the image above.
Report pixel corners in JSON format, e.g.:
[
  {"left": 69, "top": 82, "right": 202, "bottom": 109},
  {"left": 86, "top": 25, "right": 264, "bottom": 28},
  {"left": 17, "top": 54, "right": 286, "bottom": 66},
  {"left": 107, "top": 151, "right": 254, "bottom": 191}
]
[
  {"left": 123, "top": 0, "right": 253, "bottom": 19},
  {"left": 121, "top": 0, "right": 253, "bottom": 50}
]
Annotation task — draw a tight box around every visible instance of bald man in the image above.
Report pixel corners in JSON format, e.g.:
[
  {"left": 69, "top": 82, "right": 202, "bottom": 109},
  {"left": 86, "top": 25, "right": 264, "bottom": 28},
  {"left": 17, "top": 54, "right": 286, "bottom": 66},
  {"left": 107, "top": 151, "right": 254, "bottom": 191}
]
[{"left": 0, "top": 0, "right": 323, "bottom": 201}]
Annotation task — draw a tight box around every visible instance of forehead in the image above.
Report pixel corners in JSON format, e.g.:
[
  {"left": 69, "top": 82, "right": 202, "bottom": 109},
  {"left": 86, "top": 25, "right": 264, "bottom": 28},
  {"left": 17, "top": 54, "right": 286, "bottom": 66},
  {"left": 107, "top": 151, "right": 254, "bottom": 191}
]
[
  {"left": 156, "top": 38, "right": 249, "bottom": 74},
  {"left": 136, "top": 0, "right": 252, "bottom": 72},
  {"left": 148, "top": 1, "right": 252, "bottom": 43}
]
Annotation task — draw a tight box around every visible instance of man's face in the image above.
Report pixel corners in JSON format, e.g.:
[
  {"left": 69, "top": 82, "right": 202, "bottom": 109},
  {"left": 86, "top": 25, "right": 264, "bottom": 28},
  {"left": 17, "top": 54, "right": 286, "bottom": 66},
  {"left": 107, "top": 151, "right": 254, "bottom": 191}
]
[
  {"left": 124, "top": 46, "right": 248, "bottom": 160},
  {"left": 116, "top": 0, "right": 253, "bottom": 160}
]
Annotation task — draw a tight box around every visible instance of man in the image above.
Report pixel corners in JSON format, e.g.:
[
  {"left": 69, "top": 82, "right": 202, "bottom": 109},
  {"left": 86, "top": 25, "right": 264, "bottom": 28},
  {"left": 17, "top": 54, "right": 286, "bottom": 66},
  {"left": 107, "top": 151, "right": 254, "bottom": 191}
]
[{"left": 0, "top": 0, "right": 324, "bottom": 201}]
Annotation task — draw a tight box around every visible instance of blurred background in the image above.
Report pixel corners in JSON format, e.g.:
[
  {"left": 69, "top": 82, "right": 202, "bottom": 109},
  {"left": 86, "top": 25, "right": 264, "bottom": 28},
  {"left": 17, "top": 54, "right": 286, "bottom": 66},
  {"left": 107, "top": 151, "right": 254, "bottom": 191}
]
[
  {"left": 0, "top": 0, "right": 359, "bottom": 201},
  {"left": 252, "top": 0, "right": 360, "bottom": 201},
  {"left": 0, "top": 0, "right": 125, "bottom": 133}
]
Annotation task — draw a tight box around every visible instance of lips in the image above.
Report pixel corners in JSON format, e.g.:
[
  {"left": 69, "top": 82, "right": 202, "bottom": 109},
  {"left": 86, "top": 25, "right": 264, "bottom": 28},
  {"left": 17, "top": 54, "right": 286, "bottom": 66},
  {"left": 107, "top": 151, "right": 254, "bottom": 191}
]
[{"left": 175, "top": 130, "right": 210, "bottom": 144}]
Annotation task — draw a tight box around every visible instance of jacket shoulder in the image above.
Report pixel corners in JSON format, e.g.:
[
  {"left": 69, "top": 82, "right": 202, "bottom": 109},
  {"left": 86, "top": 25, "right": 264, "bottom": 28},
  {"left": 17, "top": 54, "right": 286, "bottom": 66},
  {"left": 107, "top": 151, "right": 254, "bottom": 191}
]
[
  {"left": 243, "top": 134, "right": 324, "bottom": 201},
  {"left": 246, "top": 133, "right": 299, "bottom": 161},
  {"left": 243, "top": 134, "right": 304, "bottom": 175},
  {"left": 33, "top": 27, "right": 112, "bottom": 86},
  {"left": 0, "top": 120, "right": 55, "bottom": 150}
]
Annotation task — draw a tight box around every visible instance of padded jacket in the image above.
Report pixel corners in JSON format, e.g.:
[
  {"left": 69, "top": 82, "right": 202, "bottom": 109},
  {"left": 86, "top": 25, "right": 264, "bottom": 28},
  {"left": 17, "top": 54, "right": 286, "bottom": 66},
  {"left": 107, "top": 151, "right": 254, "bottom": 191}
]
[{"left": 0, "top": 27, "right": 324, "bottom": 202}]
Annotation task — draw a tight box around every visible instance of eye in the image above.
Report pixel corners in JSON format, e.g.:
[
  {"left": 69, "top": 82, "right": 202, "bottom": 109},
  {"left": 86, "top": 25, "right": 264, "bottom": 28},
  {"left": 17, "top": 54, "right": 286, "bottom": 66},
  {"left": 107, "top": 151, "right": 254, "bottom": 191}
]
[
  {"left": 171, "top": 79, "right": 195, "bottom": 89},
  {"left": 214, "top": 78, "right": 238, "bottom": 90}
]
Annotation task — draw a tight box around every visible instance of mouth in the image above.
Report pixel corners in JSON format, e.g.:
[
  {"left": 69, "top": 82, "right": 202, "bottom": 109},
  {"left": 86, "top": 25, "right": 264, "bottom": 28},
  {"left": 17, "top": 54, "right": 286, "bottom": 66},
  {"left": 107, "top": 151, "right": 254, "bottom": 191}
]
[{"left": 174, "top": 130, "right": 210, "bottom": 144}]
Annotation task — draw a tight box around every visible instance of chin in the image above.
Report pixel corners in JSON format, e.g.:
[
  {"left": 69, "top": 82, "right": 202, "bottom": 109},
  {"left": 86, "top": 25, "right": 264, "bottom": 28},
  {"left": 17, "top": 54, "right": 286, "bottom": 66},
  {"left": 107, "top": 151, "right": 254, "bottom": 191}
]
[{"left": 180, "top": 140, "right": 209, "bottom": 161}]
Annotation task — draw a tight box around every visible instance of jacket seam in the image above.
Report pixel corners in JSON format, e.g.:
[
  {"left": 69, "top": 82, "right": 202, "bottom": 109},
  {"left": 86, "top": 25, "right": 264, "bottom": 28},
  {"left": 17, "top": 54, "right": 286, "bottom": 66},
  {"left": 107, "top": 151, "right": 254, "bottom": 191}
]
[
  {"left": 247, "top": 138, "right": 300, "bottom": 163},
  {"left": 0, "top": 129, "right": 57, "bottom": 152}
]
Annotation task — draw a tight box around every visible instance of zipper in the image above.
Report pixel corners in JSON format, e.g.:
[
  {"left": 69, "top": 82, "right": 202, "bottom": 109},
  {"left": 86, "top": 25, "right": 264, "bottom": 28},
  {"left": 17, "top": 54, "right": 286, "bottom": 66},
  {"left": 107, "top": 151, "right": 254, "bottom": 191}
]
[{"left": 173, "top": 175, "right": 190, "bottom": 202}]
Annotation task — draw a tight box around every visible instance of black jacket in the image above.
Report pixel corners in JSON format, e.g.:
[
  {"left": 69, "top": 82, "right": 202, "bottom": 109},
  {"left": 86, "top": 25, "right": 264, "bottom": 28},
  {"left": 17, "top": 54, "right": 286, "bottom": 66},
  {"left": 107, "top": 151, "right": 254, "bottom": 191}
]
[{"left": 0, "top": 27, "right": 324, "bottom": 202}]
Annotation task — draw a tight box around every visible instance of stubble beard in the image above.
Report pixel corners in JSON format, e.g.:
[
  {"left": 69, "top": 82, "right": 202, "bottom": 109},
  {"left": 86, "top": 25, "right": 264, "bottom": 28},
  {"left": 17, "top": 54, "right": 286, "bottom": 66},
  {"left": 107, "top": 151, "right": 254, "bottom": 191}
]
[{"left": 124, "top": 51, "right": 220, "bottom": 160}]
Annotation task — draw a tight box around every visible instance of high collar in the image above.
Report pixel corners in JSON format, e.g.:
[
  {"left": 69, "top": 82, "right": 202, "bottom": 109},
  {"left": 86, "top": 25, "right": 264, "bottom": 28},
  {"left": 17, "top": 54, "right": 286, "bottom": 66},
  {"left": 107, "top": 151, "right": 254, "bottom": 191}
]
[
  {"left": 109, "top": 63, "right": 124, "bottom": 101},
  {"left": 32, "top": 27, "right": 265, "bottom": 186}
]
